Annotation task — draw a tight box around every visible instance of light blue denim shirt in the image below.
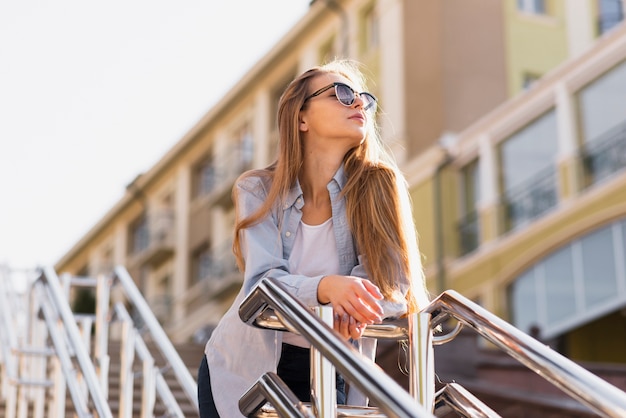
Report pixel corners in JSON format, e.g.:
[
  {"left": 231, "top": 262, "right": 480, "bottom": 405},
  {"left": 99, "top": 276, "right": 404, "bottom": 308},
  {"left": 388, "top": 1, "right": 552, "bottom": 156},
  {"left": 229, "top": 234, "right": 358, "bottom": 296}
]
[{"left": 204, "top": 165, "right": 407, "bottom": 417}]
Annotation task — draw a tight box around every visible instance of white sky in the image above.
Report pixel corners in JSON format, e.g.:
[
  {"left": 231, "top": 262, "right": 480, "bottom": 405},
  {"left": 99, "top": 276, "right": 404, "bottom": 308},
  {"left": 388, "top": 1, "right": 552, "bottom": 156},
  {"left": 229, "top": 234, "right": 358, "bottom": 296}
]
[{"left": 0, "top": 1, "right": 309, "bottom": 270}]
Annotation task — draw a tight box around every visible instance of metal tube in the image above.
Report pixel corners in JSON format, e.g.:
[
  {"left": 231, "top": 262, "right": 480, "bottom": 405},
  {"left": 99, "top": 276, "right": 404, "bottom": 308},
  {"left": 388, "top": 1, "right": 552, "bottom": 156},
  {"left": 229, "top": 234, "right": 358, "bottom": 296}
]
[
  {"left": 424, "top": 290, "right": 626, "bottom": 418},
  {"left": 239, "top": 277, "right": 435, "bottom": 418},
  {"left": 311, "top": 306, "right": 336, "bottom": 418},
  {"left": 239, "top": 372, "right": 315, "bottom": 418},
  {"left": 40, "top": 267, "right": 113, "bottom": 418},
  {"left": 113, "top": 266, "right": 198, "bottom": 411},
  {"left": 409, "top": 312, "right": 434, "bottom": 411},
  {"left": 434, "top": 383, "right": 501, "bottom": 418}
]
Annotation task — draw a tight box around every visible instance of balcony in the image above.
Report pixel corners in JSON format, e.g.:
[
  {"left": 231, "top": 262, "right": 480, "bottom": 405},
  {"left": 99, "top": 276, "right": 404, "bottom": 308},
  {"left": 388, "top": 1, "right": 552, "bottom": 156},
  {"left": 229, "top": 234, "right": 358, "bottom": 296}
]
[
  {"left": 129, "top": 210, "right": 176, "bottom": 268},
  {"left": 201, "top": 150, "right": 253, "bottom": 208},
  {"left": 582, "top": 120, "right": 626, "bottom": 188},
  {"left": 502, "top": 166, "right": 558, "bottom": 233},
  {"left": 184, "top": 242, "right": 242, "bottom": 314}
]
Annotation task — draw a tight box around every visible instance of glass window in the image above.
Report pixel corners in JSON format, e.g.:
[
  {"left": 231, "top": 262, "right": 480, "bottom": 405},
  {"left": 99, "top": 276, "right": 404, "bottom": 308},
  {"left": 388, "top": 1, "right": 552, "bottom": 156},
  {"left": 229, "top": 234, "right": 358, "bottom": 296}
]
[
  {"left": 517, "top": 0, "right": 546, "bottom": 14},
  {"left": 578, "top": 59, "right": 626, "bottom": 143},
  {"left": 500, "top": 110, "right": 558, "bottom": 191},
  {"left": 193, "top": 156, "right": 215, "bottom": 198},
  {"left": 509, "top": 269, "right": 539, "bottom": 334},
  {"left": 581, "top": 227, "right": 618, "bottom": 307},
  {"left": 544, "top": 247, "right": 576, "bottom": 323},
  {"left": 458, "top": 159, "right": 481, "bottom": 255},
  {"left": 508, "top": 218, "right": 626, "bottom": 338},
  {"left": 500, "top": 110, "right": 559, "bottom": 230},
  {"left": 129, "top": 216, "right": 149, "bottom": 254},
  {"left": 192, "top": 245, "right": 211, "bottom": 283},
  {"left": 598, "top": 0, "right": 624, "bottom": 34}
]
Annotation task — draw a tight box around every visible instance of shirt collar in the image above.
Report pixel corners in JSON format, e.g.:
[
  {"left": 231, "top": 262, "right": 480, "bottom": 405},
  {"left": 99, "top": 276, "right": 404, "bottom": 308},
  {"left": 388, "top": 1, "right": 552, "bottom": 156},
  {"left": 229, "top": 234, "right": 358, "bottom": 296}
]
[{"left": 284, "top": 164, "right": 347, "bottom": 210}]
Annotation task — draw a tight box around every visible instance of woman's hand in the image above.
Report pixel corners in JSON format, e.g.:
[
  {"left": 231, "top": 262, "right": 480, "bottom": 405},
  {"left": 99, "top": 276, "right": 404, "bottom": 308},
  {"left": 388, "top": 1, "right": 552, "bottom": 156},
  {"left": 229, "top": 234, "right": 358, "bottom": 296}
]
[
  {"left": 334, "top": 312, "right": 367, "bottom": 340},
  {"left": 318, "top": 275, "right": 384, "bottom": 339}
]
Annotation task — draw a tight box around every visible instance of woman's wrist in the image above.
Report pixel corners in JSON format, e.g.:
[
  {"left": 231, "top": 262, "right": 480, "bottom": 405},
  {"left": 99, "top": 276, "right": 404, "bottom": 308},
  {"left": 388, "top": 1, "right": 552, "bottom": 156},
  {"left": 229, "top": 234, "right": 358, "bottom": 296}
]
[{"left": 317, "top": 275, "right": 332, "bottom": 305}]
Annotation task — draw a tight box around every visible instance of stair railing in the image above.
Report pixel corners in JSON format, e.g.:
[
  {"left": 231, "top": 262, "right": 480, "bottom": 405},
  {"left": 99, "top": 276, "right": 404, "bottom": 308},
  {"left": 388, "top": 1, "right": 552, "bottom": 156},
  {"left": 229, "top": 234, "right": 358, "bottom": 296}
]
[
  {"left": 239, "top": 277, "right": 626, "bottom": 418},
  {"left": 423, "top": 289, "right": 626, "bottom": 418},
  {"left": 238, "top": 276, "right": 437, "bottom": 418},
  {"left": 112, "top": 302, "right": 187, "bottom": 418},
  {"left": 35, "top": 266, "right": 114, "bottom": 418},
  {"left": 111, "top": 265, "right": 198, "bottom": 413}
]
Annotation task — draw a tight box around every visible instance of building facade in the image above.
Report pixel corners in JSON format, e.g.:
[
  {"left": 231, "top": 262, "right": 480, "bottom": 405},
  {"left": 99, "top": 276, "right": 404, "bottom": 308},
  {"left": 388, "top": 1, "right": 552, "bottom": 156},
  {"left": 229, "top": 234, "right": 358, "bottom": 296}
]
[{"left": 55, "top": 0, "right": 626, "bottom": 366}]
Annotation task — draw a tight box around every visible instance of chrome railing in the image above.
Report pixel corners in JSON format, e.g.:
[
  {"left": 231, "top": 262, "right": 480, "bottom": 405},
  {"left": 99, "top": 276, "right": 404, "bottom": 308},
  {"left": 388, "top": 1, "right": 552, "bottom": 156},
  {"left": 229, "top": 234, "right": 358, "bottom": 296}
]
[
  {"left": 424, "top": 290, "right": 626, "bottom": 417},
  {"left": 35, "top": 267, "right": 113, "bottom": 418},
  {"left": 239, "top": 277, "right": 436, "bottom": 418},
  {"left": 112, "top": 265, "right": 199, "bottom": 413},
  {"left": 239, "top": 277, "right": 626, "bottom": 417},
  {"left": 0, "top": 265, "right": 198, "bottom": 417}
]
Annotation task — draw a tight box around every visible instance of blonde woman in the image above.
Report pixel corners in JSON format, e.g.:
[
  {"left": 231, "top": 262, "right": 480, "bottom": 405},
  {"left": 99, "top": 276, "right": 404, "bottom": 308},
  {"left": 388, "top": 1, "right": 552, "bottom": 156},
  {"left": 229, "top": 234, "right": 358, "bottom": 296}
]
[{"left": 197, "top": 59, "right": 429, "bottom": 417}]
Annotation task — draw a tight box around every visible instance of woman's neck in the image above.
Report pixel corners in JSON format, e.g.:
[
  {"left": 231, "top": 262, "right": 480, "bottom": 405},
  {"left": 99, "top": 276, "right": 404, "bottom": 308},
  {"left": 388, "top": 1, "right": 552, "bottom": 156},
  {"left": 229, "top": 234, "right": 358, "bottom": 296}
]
[{"left": 299, "top": 157, "right": 340, "bottom": 224}]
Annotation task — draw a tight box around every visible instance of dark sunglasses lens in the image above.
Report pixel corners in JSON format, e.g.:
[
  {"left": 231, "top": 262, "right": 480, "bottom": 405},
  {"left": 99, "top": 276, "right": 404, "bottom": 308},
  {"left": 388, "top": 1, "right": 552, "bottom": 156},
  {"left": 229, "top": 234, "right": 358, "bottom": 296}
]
[
  {"left": 335, "top": 84, "right": 355, "bottom": 106},
  {"left": 361, "top": 93, "right": 377, "bottom": 112}
]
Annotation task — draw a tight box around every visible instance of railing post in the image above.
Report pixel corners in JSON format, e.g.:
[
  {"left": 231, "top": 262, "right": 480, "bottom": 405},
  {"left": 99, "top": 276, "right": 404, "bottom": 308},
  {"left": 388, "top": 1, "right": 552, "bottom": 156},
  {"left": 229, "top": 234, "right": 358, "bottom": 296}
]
[
  {"left": 94, "top": 273, "right": 111, "bottom": 399},
  {"left": 409, "top": 312, "right": 435, "bottom": 412},
  {"left": 311, "top": 306, "right": 336, "bottom": 417}
]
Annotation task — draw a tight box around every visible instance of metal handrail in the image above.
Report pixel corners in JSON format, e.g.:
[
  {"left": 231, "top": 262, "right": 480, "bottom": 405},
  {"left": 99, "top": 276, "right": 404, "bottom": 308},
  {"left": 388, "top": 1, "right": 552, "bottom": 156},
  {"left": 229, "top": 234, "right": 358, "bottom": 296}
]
[
  {"left": 38, "top": 266, "right": 113, "bottom": 418},
  {"left": 434, "top": 383, "right": 500, "bottom": 418},
  {"left": 113, "top": 302, "right": 186, "bottom": 418},
  {"left": 239, "top": 277, "right": 435, "bottom": 418},
  {"left": 112, "top": 266, "right": 198, "bottom": 412},
  {"left": 424, "top": 290, "right": 626, "bottom": 418}
]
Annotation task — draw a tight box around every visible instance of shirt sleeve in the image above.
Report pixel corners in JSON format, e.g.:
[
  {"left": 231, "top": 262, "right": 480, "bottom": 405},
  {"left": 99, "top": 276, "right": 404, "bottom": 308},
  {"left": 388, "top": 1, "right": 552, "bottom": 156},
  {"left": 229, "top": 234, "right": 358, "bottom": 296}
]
[{"left": 236, "top": 176, "right": 324, "bottom": 307}]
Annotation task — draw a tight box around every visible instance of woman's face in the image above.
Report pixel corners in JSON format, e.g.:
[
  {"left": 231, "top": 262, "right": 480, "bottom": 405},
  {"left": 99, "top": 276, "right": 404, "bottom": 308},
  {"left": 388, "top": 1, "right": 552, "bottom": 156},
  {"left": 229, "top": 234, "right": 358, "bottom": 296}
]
[{"left": 299, "top": 73, "right": 371, "bottom": 152}]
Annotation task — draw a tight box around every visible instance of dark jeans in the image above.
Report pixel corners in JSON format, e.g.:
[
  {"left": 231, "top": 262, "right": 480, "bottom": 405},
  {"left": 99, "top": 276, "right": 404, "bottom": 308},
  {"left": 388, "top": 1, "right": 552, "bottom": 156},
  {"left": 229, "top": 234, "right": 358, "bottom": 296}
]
[{"left": 197, "top": 344, "right": 346, "bottom": 417}]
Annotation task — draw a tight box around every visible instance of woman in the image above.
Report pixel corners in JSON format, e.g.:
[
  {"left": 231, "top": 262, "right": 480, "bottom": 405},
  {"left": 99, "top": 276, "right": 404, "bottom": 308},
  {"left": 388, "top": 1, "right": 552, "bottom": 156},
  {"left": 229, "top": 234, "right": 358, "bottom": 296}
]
[{"left": 197, "top": 59, "right": 430, "bottom": 417}]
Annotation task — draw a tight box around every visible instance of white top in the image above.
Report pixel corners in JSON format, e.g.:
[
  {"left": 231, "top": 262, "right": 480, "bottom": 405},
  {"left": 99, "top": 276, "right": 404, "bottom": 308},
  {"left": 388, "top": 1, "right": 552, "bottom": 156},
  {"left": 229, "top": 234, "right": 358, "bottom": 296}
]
[{"left": 284, "top": 218, "right": 339, "bottom": 347}]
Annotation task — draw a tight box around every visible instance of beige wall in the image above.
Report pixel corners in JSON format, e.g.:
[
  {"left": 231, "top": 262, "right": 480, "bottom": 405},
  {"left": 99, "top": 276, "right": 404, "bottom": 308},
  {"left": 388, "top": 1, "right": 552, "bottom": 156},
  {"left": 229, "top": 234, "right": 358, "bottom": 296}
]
[{"left": 403, "top": 0, "right": 507, "bottom": 159}]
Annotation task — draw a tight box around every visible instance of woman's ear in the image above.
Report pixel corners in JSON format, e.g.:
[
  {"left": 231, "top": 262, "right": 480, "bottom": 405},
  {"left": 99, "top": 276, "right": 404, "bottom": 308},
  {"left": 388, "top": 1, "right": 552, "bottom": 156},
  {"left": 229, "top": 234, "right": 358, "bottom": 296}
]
[{"left": 299, "top": 114, "right": 309, "bottom": 132}]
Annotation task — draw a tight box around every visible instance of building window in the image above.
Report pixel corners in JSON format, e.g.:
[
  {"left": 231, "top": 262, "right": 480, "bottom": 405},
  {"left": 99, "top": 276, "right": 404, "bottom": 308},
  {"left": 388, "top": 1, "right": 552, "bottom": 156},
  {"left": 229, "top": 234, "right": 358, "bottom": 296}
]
[
  {"left": 499, "top": 109, "right": 558, "bottom": 232},
  {"left": 193, "top": 156, "right": 216, "bottom": 198},
  {"left": 578, "top": 59, "right": 626, "bottom": 188},
  {"left": 522, "top": 72, "right": 541, "bottom": 90},
  {"left": 458, "top": 159, "right": 481, "bottom": 256},
  {"left": 517, "top": 0, "right": 546, "bottom": 14},
  {"left": 192, "top": 245, "right": 212, "bottom": 283},
  {"left": 508, "top": 218, "right": 626, "bottom": 339},
  {"left": 129, "top": 215, "right": 149, "bottom": 255},
  {"left": 598, "top": 0, "right": 624, "bottom": 34}
]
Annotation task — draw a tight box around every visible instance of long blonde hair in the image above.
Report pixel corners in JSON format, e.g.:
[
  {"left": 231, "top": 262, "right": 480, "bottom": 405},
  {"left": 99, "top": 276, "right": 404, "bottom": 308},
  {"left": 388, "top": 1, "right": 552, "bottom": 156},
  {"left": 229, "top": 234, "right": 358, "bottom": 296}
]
[{"left": 233, "top": 60, "right": 427, "bottom": 312}]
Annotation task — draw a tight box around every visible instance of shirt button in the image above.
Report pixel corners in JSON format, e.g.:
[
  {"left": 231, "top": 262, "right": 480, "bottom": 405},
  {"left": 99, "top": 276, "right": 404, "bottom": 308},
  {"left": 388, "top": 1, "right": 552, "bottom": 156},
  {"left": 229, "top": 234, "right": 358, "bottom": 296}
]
[
  {"left": 296, "top": 198, "right": 302, "bottom": 204},
  {"left": 285, "top": 231, "right": 291, "bottom": 237}
]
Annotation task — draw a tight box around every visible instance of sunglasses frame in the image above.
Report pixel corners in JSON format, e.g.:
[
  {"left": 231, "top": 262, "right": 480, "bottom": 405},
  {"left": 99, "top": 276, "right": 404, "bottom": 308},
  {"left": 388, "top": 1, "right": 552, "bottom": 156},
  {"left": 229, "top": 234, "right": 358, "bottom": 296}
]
[{"left": 303, "top": 82, "right": 378, "bottom": 112}]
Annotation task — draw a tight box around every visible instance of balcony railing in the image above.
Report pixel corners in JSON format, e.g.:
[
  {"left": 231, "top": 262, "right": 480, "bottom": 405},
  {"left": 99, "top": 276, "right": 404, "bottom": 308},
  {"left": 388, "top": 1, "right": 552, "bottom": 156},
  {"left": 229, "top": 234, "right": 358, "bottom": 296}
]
[
  {"left": 502, "top": 165, "right": 558, "bottom": 232},
  {"left": 202, "top": 149, "right": 254, "bottom": 206},
  {"left": 129, "top": 210, "right": 176, "bottom": 267},
  {"left": 582, "top": 120, "right": 626, "bottom": 188}
]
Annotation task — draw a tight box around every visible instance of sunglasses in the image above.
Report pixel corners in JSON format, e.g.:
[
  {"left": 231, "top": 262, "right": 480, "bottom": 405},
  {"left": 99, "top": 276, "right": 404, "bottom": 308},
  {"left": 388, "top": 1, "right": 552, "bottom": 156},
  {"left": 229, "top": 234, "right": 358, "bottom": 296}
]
[{"left": 303, "top": 82, "right": 377, "bottom": 113}]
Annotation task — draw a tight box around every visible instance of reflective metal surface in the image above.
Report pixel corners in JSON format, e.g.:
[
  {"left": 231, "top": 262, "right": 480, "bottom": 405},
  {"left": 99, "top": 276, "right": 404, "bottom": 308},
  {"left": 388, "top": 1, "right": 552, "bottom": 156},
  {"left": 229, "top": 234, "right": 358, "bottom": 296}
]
[
  {"left": 424, "top": 290, "right": 626, "bottom": 418},
  {"left": 434, "top": 383, "right": 501, "bottom": 418},
  {"left": 239, "top": 277, "right": 435, "bottom": 418}
]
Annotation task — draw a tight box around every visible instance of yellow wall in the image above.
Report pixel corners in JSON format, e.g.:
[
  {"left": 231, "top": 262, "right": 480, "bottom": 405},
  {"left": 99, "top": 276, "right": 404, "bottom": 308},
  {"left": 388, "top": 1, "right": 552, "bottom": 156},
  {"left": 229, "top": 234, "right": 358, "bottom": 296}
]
[{"left": 504, "top": 0, "right": 569, "bottom": 96}]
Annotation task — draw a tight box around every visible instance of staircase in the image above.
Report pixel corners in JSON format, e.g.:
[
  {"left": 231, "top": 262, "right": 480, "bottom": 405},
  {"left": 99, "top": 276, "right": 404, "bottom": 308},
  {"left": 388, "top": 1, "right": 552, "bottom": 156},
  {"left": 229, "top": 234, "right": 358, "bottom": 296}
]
[
  {"left": 105, "top": 340, "right": 204, "bottom": 417},
  {"left": 0, "top": 342, "right": 204, "bottom": 418},
  {"left": 0, "top": 266, "right": 202, "bottom": 418}
]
